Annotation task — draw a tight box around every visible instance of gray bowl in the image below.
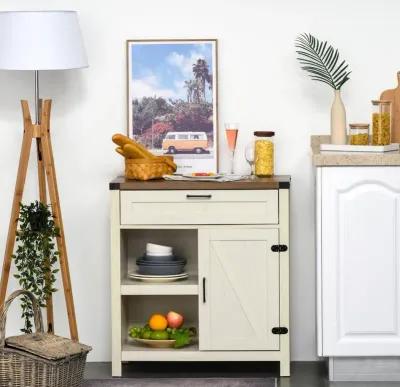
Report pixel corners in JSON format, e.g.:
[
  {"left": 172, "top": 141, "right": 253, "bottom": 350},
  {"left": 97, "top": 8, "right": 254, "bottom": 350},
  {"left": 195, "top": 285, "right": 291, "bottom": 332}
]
[
  {"left": 137, "top": 257, "right": 186, "bottom": 265},
  {"left": 142, "top": 253, "right": 177, "bottom": 262},
  {"left": 137, "top": 262, "right": 185, "bottom": 276}
]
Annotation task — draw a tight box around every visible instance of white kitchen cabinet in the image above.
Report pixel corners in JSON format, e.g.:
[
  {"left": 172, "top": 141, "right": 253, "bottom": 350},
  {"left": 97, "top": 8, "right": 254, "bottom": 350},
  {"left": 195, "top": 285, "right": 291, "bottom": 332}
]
[
  {"left": 317, "top": 167, "right": 400, "bottom": 357},
  {"left": 315, "top": 164, "right": 400, "bottom": 382},
  {"left": 110, "top": 177, "right": 290, "bottom": 377}
]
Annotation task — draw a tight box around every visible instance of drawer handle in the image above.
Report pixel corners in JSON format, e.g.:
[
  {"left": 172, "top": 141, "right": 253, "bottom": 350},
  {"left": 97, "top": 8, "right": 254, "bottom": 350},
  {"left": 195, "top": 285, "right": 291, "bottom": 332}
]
[
  {"left": 202, "top": 277, "right": 206, "bottom": 303},
  {"left": 186, "top": 194, "right": 212, "bottom": 200}
]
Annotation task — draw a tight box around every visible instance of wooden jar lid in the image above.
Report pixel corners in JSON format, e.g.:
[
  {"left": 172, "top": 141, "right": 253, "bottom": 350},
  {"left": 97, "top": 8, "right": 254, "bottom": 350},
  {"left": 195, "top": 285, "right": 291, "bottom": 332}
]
[
  {"left": 349, "top": 123, "right": 370, "bottom": 128},
  {"left": 254, "top": 131, "right": 275, "bottom": 137},
  {"left": 372, "top": 100, "right": 391, "bottom": 105}
]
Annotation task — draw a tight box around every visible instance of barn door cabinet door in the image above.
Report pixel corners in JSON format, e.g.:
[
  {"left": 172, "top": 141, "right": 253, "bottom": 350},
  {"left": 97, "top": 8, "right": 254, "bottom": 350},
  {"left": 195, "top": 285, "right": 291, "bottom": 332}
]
[
  {"left": 199, "top": 228, "right": 280, "bottom": 351},
  {"left": 320, "top": 167, "right": 400, "bottom": 356}
]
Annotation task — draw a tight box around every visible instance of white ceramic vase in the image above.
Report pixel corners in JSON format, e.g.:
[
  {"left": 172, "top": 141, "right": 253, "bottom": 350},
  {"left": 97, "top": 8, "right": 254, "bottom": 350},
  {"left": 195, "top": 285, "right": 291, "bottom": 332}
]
[{"left": 330, "top": 89, "right": 347, "bottom": 145}]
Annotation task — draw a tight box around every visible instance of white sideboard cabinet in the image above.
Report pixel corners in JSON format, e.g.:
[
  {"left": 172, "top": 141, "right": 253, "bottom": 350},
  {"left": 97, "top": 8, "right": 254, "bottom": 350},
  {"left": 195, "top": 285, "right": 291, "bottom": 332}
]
[{"left": 110, "top": 177, "right": 291, "bottom": 377}]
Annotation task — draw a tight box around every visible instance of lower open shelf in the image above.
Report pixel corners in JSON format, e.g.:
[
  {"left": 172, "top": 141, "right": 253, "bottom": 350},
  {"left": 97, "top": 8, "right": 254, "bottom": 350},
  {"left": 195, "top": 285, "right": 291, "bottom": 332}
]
[
  {"left": 121, "top": 340, "right": 283, "bottom": 362},
  {"left": 122, "top": 338, "right": 199, "bottom": 361}
]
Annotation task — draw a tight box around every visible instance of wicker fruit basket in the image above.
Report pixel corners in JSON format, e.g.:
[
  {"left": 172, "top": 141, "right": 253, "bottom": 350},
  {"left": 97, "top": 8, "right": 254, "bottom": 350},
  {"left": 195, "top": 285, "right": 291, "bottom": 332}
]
[
  {"left": 0, "top": 290, "right": 91, "bottom": 387},
  {"left": 125, "top": 156, "right": 177, "bottom": 181}
]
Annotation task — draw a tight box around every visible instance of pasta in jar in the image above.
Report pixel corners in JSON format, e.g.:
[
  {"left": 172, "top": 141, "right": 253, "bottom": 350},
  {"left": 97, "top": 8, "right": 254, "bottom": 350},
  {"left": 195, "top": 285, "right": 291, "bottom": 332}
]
[
  {"left": 349, "top": 123, "right": 369, "bottom": 145},
  {"left": 372, "top": 100, "right": 391, "bottom": 146},
  {"left": 254, "top": 131, "right": 275, "bottom": 177}
]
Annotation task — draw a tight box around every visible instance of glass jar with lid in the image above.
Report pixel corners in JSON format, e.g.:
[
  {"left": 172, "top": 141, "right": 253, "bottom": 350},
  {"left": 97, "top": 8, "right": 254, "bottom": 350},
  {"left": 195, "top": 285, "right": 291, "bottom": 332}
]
[
  {"left": 372, "top": 100, "right": 391, "bottom": 145},
  {"left": 349, "top": 123, "right": 369, "bottom": 145},
  {"left": 254, "top": 131, "right": 275, "bottom": 177}
]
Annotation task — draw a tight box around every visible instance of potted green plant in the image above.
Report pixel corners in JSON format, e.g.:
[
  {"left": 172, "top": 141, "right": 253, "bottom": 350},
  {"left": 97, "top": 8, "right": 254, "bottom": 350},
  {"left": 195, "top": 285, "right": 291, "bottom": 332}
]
[
  {"left": 13, "top": 201, "right": 59, "bottom": 333},
  {"left": 295, "top": 33, "right": 351, "bottom": 145}
]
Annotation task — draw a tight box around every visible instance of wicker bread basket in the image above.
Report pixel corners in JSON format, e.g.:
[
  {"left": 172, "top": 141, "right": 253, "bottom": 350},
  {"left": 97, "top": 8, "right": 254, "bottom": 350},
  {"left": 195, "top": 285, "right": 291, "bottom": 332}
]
[
  {"left": 125, "top": 156, "right": 177, "bottom": 180},
  {"left": 0, "top": 290, "right": 91, "bottom": 387}
]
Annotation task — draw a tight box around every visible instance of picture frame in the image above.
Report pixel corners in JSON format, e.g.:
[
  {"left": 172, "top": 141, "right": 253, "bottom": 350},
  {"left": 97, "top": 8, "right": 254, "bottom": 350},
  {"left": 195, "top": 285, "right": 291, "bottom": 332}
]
[{"left": 127, "top": 39, "right": 218, "bottom": 174}]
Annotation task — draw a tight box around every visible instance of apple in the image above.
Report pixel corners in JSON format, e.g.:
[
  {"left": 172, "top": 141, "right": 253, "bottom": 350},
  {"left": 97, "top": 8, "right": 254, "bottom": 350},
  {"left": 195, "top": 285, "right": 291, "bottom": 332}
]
[{"left": 166, "top": 311, "right": 184, "bottom": 329}]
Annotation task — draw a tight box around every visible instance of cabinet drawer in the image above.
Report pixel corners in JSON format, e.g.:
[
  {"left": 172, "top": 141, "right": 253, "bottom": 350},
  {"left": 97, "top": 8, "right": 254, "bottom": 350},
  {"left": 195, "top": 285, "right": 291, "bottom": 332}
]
[{"left": 120, "top": 190, "right": 278, "bottom": 225}]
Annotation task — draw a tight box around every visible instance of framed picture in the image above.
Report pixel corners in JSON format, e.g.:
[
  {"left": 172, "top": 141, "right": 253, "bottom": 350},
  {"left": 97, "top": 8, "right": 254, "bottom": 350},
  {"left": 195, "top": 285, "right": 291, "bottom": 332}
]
[{"left": 127, "top": 39, "right": 218, "bottom": 174}]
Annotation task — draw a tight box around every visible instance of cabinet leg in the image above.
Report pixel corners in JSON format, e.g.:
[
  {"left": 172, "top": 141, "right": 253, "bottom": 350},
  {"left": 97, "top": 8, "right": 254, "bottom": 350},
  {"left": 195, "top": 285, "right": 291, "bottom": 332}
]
[
  {"left": 280, "top": 359, "right": 290, "bottom": 377},
  {"left": 112, "top": 361, "right": 122, "bottom": 377}
]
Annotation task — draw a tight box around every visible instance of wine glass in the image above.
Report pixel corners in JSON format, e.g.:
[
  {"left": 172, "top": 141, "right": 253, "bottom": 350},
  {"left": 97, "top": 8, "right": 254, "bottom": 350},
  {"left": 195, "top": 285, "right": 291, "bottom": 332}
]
[
  {"left": 225, "top": 123, "right": 239, "bottom": 175},
  {"left": 245, "top": 142, "right": 256, "bottom": 179}
]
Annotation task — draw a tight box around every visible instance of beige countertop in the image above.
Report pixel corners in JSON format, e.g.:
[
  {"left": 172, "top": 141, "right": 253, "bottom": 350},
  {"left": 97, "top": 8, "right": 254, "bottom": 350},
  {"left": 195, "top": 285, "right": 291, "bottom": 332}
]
[{"left": 311, "top": 135, "right": 400, "bottom": 166}]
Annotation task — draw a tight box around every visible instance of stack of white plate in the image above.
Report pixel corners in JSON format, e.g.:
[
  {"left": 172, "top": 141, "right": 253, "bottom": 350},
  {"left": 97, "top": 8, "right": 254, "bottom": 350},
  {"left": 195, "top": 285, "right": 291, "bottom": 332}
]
[
  {"left": 128, "top": 272, "right": 189, "bottom": 283},
  {"left": 128, "top": 243, "right": 188, "bottom": 282}
]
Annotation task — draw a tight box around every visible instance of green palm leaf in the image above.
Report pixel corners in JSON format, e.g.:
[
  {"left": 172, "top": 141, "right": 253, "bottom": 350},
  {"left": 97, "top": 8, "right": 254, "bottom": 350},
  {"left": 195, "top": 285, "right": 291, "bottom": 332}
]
[{"left": 295, "top": 33, "right": 351, "bottom": 90}]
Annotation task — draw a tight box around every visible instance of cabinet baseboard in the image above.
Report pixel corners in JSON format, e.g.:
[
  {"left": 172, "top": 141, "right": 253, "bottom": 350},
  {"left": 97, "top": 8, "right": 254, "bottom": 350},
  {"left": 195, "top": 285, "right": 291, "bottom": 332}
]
[{"left": 329, "top": 357, "right": 400, "bottom": 381}]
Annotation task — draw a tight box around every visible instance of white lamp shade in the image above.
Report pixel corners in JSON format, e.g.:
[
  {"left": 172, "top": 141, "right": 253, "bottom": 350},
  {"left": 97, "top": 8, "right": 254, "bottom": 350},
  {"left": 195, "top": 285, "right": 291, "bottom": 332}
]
[{"left": 0, "top": 11, "right": 88, "bottom": 70}]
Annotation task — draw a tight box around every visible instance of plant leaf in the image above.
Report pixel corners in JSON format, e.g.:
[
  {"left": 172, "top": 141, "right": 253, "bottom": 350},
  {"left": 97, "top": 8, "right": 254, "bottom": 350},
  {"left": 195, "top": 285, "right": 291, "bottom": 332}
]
[{"left": 295, "top": 33, "right": 351, "bottom": 90}]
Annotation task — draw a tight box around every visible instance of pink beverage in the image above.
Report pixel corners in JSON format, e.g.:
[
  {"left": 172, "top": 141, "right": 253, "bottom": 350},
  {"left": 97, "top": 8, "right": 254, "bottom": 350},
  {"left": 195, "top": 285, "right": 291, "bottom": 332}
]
[
  {"left": 224, "top": 123, "right": 239, "bottom": 174},
  {"left": 225, "top": 129, "right": 238, "bottom": 152}
]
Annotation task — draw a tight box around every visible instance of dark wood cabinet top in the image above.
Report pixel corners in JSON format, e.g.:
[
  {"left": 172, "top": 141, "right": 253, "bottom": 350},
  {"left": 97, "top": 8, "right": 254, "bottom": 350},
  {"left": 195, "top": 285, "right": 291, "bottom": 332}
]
[{"left": 109, "top": 176, "right": 290, "bottom": 190}]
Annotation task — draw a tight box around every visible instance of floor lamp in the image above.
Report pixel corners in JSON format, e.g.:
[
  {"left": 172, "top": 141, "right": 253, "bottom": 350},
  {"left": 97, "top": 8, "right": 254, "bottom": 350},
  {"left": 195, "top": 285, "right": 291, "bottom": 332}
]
[{"left": 0, "top": 11, "right": 88, "bottom": 340}]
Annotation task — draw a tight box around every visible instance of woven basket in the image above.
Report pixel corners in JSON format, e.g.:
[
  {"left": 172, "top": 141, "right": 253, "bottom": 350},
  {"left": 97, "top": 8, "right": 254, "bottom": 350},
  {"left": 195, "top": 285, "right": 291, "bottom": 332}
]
[
  {"left": 0, "top": 290, "right": 91, "bottom": 387},
  {"left": 125, "top": 156, "right": 177, "bottom": 180}
]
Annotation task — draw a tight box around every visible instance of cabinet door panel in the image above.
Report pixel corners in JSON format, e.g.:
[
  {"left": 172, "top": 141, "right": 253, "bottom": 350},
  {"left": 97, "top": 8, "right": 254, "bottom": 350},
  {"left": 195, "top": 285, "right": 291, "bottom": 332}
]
[
  {"left": 199, "top": 229, "right": 280, "bottom": 351},
  {"left": 321, "top": 167, "right": 400, "bottom": 355}
]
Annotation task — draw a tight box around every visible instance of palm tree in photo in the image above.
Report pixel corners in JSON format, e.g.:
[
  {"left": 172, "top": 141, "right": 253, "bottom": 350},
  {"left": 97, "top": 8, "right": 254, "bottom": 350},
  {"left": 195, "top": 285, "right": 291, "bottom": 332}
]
[
  {"left": 192, "top": 81, "right": 202, "bottom": 104},
  {"left": 184, "top": 80, "right": 196, "bottom": 103},
  {"left": 192, "top": 59, "right": 210, "bottom": 102}
]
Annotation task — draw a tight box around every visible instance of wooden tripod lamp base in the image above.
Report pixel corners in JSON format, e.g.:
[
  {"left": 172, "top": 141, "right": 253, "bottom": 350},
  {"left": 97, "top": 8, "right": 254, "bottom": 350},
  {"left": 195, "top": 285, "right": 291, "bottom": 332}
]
[{"left": 0, "top": 99, "right": 78, "bottom": 341}]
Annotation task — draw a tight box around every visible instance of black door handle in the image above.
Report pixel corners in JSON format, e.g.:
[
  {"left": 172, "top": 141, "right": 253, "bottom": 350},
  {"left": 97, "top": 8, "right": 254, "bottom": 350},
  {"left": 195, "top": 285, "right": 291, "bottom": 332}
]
[{"left": 202, "top": 277, "right": 206, "bottom": 303}]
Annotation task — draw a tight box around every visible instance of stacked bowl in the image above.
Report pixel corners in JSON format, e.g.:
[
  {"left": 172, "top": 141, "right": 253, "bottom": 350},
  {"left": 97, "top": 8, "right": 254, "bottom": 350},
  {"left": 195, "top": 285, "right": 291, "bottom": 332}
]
[{"left": 136, "top": 243, "right": 187, "bottom": 276}]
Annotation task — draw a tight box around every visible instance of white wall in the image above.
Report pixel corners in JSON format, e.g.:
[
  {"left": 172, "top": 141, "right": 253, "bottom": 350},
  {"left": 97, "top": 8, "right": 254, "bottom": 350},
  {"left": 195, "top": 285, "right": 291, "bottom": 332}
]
[{"left": 1, "top": 0, "right": 400, "bottom": 362}]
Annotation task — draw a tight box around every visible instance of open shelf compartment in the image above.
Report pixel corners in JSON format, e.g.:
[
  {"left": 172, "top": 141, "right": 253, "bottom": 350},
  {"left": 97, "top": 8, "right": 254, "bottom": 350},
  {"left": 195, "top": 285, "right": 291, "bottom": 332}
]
[
  {"left": 120, "top": 229, "right": 198, "bottom": 295},
  {"left": 121, "top": 294, "right": 199, "bottom": 355}
]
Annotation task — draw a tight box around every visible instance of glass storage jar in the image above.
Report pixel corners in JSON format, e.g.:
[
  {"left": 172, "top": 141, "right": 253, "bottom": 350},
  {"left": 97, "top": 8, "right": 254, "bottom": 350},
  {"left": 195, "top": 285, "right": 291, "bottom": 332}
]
[
  {"left": 372, "top": 100, "right": 391, "bottom": 145},
  {"left": 254, "top": 131, "right": 275, "bottom": 177},
  {"left": 349, "top": 123, "right": 369, "bottom": 145}
]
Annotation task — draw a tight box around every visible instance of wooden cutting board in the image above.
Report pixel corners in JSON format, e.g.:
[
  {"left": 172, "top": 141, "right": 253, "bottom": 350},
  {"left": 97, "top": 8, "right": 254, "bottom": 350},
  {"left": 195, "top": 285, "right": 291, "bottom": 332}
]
[{"left": 380, "top": 72, "right": 400, "bottom": 143}]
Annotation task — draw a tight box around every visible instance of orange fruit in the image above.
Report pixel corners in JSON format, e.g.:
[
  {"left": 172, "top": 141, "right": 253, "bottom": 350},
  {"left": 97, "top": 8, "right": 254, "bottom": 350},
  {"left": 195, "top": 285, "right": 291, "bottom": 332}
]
[{"left": 149, "top": 314, "right": 168, "bottom": 331}]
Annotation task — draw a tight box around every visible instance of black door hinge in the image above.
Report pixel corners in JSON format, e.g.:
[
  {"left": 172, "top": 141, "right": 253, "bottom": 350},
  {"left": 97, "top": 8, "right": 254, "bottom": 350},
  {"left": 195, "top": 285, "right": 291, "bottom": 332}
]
[
  {"left": 271, "top": 244, "right": 288, "bottom": 252},
  {"left": 272, "top": 327, "right": 288, "bottom": 335}
]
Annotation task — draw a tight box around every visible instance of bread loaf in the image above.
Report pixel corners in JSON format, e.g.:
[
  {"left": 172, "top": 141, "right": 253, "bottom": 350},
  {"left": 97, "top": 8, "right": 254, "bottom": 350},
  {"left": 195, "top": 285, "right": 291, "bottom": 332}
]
[
  {"left": 115, "top": 147, "right": 126, "bottom": 157},
  {"left": 112, "top": 134, "right": 176, "bottom": 171},
  {"left": 112, "top": 133, "right": 132, "bottom": 147},
  {"left": 123, "top": 143, "right": 151, "bottom": 159},
  {"left": 112, "top": 134, "right": 154, "bottom": 159}
]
